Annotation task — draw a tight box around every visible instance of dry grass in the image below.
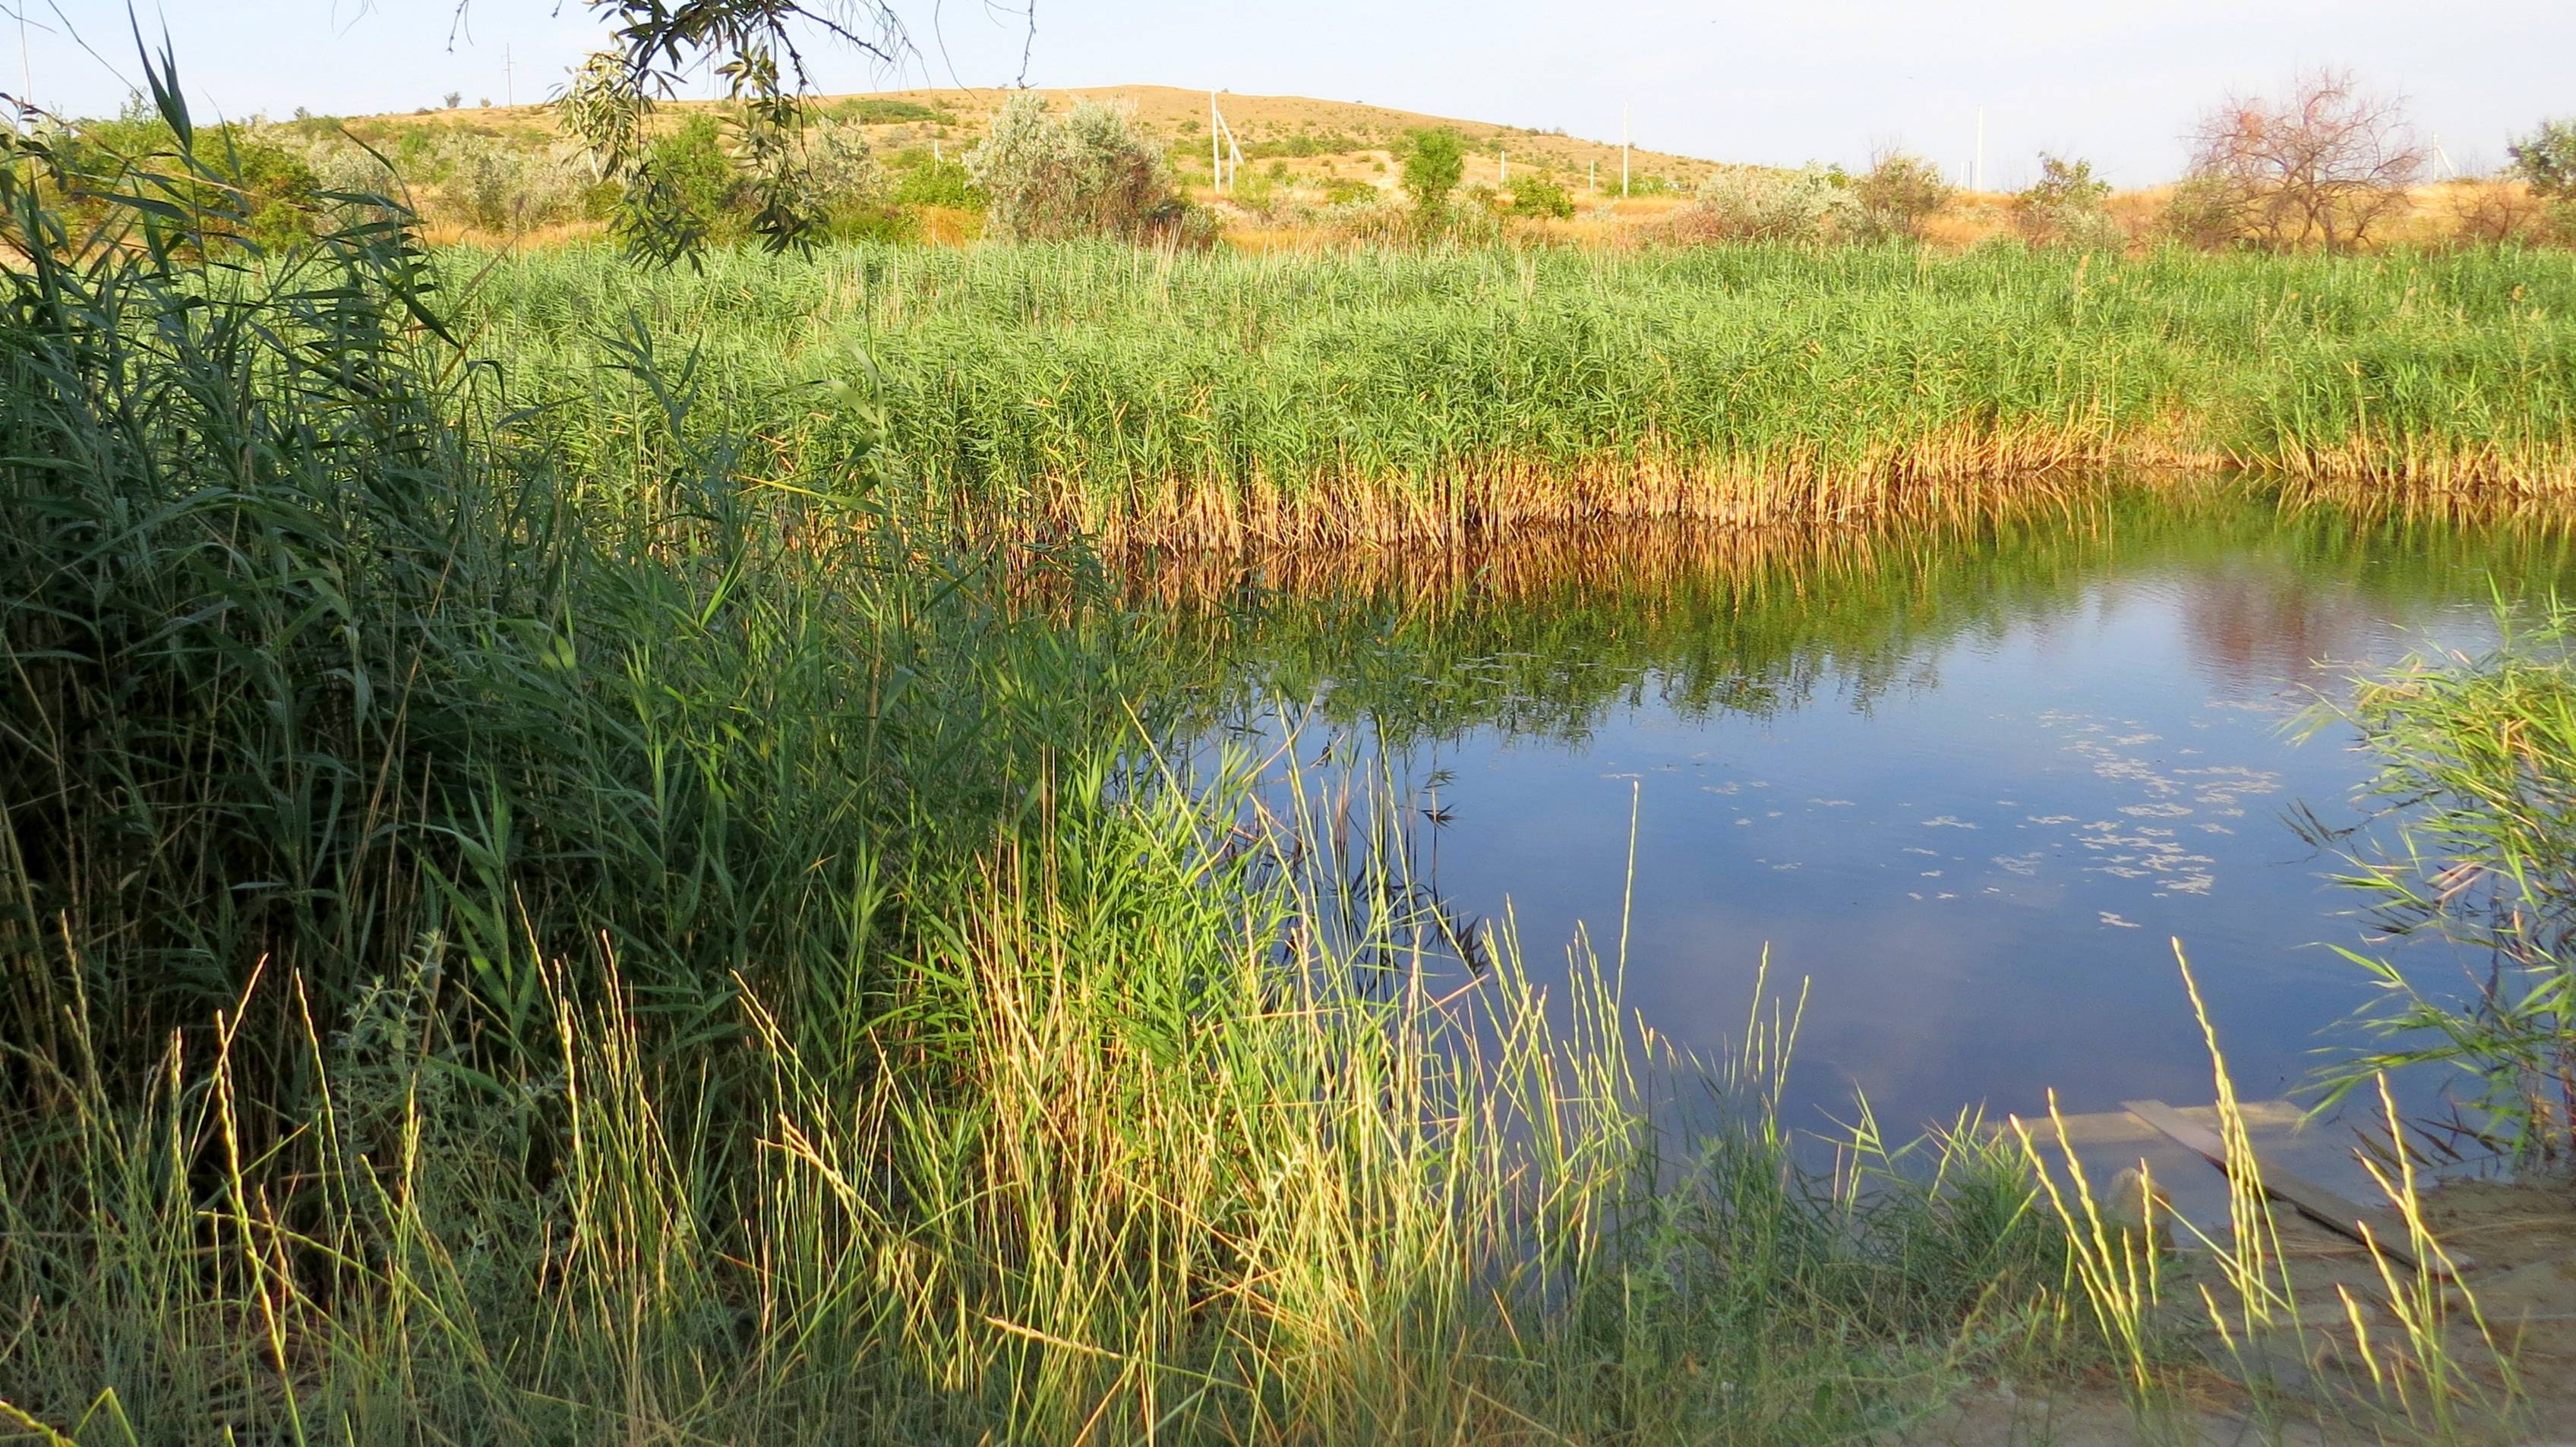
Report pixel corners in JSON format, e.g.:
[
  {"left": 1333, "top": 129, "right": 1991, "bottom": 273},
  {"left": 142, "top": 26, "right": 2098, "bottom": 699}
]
[
  {"left": 981, "top": 434, "right": 2141, "bottom": 550},
  {"left": 346, "top": 89, "right": 2570, "bottom": 257},
  {"left": 415, "top": 216, "right": 612, "bottom": 250}
]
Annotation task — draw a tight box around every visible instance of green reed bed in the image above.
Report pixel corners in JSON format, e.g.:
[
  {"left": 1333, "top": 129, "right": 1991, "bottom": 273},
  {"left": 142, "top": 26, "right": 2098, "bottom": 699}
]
[
  {"left": 461, "top": 240, "right": 2576, "bottom": 542},
  {"left": 2306, "top": 602, "right": 2576, "bottom": 1161}
]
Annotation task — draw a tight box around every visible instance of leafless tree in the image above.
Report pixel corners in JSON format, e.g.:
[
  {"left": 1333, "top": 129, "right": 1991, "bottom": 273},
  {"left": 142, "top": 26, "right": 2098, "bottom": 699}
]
[
  {"left": 2183, "top": 70, "right": 2426, "bottom": 251},
  {"left": 2444, "top": 181, "right": 2551, "bottom": 246}
]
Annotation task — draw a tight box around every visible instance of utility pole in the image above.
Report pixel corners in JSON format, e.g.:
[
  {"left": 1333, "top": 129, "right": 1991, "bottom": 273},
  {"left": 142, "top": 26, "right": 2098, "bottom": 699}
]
[
  {"left": 1206, "top": 92, "right": 1242, "bottom": 191},
  {"left": 504, "top": 46, "right": 514, "bottom": 108},
  {"left": 1620, "top": 102, "right": 1631, "bottom": 197},
  {"left": 1972, "top": 106, "right": 1985, "bottom": 191}
]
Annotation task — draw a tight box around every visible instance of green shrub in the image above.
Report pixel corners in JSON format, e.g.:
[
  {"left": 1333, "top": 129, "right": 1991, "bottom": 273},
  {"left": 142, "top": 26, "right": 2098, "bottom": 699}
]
[
  {"left": 1507, "top": 171, "right": 1575, "bottom": 219},
  {"left": 1400, "top": 126, "right": 1465, "bottom": 214},
  {"left": 1851, "top": 151, "right": 1953, "bottom": 241},
  {"left": 441, "top": 131, "right": 591, "bottom": 233},
  {"left": 1321, "top": 176, "right": 1378, "bottom": 206},
  {"left": 623, "top": 113, "right": 743, "bottom": 247},
  {"left": 298, "top": 136, "right": 406, "bottom": 226},
  {"left": 42, "top": 103, "right": 317, "bottom": 251},
  {"left": 2161, "top": 172, "right": 2250, "bottom": 251},
  {"left": 1671, "top": 165, "right": 1856, "bottom": 244},
  {"left": 1242, "top": 131, "right": 1360, "bottom": 160},
  {"left": 788, "top": 117, "right": 882, "bottom": 215},
  {"left": 965, "top": 94, "right": 1179, "bottom": 241},
  {"left": 2010, "top": 154, "right": 2120, "bottom": 248},
  {"left": 889, "top": 149, "right": 983, "bottom": 210},
  {"left": 829, "top": 96, "right": 945, "bottom": 125},
  {"left": 2509, "top": 118, "right": 2576, "bottom": 202}
]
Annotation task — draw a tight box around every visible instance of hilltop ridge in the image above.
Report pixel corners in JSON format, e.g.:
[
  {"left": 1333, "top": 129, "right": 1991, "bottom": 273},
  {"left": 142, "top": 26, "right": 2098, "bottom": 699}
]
[{"left": 371, "top": 82, "right": 1731, "bottom": 198}]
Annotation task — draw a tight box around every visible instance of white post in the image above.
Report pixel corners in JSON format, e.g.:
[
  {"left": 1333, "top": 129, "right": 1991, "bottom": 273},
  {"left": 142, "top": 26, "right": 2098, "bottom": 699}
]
[
  {"left": 1972, "top": 106, "right": 1985, "bottom": 191},
  {"left": 1500, "top": 149, "right": 1508, "bottom": 187},
  {"left": 504, "top": 46, "right": 513, "bottom": 108},
  {"left": 1620, "top": 103, "right": 1631, "bottom": 197},
  {"left": 1208, "top": 96, "right": 1242, "bottom": 191}
]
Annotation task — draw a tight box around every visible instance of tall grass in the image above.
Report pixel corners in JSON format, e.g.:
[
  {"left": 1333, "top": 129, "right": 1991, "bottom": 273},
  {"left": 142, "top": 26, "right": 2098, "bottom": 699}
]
[
  {"left": 460, "top": 240, "right": 2576, "bottom": 544},
  {"left": 0, "top": 77, "right": 2530, "bottom": 1444},
  {"left": 2016, "top": 953, "right": 2521, "bottom": 1441},
  {"left": 0, "top": 78, "right": 2082, "bottom": 1445},
  {"left": 2306, "top": 603, "right": 2576, "bottom": 1160}
]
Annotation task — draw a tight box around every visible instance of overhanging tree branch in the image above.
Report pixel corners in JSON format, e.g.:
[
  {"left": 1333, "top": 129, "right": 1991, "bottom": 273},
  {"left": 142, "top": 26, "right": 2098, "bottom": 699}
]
[{"left": 460, "top": 0, "right": 952, "bottom": 258}]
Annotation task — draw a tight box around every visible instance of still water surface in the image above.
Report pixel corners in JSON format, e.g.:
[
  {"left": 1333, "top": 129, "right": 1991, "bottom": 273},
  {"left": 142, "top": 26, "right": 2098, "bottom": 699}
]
[{"left": 1170, "top": 490, "right": 2576, "bottom": 1165}]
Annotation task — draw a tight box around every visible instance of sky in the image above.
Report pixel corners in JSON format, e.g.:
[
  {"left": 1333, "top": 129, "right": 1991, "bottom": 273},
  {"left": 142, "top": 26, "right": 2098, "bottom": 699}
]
[{"left": 11, "top": 0, "right": 2571, "bottom": 186}]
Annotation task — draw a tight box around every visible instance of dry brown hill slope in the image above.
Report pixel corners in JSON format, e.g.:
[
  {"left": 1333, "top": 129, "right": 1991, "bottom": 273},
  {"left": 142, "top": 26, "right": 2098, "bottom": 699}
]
[{"left": 366, "top": 83, "right": 1727, "bottom": 196}]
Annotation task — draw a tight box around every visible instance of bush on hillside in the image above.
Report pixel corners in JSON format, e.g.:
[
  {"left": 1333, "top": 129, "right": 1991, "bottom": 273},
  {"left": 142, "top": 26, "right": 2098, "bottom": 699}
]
[
  {"left": 2160, "top": 173, "right": 2253, "bottom": 251},
  {"left": 2506, "top": 119, "right": 2576, "bottom": 243},
  {"left": 1506, "top": 171, "right": 1576, "bottom": 219},
  {"left": 784, "top": 115, "right": 898, "bottom": 240},
  {"left": 1241, "top": 132, "right": 1362, "bottom": 160},
  {"left": 1321, "top": 176, "right": 1379, "bottom": 207},
  {"left": 443, "top": 132, "right": 595, "bottom": 234},
  {"left": 297, "top": 136, "right": 408, "bottom": 227},
  {"left": 619, "top": 113, "right": 743, "bottom": 249},
  {"left": 1668, "top": 166, "right": 1857, "bottom": 244},
  {"left": 967, "top": 94, "right": 1188, "bottom": 243},
  {"left": 2509, "top": 119, "right": 2576, "bottom": 202},
  {"left": 827, "top": 96, "right": 948, "bottom": 125},
  {"left": 1850, "top": 151, "right": 1953, "bottom": 242},
  {"left": 1401, "top": 127, "right": 1466, "bottom": 215},
  {"left": 40, "top": 102, "right": 317, "bottom": 251},
  {"left": 2425, "top": 181, "right": 2559, "bottom": 247},
  {"left": 2010, "top": 154, "right": 2121, "bottom": 248},
  {"left": 888, "top": 150, "right": 983, "bottom": 210}
]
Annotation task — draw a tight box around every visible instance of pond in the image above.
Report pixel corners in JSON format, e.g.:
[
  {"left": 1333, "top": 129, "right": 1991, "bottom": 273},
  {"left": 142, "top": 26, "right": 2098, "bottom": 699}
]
[{"left": 1154, "top": 486, "right": 2576, "bottom": 1188}]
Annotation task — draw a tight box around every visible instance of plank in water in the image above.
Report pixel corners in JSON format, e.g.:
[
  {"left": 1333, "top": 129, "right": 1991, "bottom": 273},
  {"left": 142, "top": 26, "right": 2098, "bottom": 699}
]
[
  {"left": 1986, "top": 1099, "right": 2304, "bottom": 1146},
  {"left": 2119, "top": 1099, "right": 2469, "bottom": 1279}
]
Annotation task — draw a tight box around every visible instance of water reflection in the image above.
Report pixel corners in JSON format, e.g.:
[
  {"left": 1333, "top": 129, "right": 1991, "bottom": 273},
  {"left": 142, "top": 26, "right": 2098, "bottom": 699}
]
[
  {"left": 2180, "top": 568, "right": 2388, "bottom": 695},
  {"left": 1134, "top": 487, "right": 2576, "bottom": 1172}
]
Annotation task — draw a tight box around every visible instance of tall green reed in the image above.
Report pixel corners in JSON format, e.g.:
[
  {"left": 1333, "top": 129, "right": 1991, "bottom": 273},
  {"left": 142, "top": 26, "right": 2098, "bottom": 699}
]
[
  {"left": 457, "top": 239, "right": 2576, "bottom": 543},
  {"left": 2304, "top": 601, "right": 2576, "bottom": 1160}
]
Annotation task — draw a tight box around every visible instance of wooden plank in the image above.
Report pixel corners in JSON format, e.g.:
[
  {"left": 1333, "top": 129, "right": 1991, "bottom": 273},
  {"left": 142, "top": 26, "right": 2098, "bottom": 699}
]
[
  {"left": 1985, "top": 1099, "right": 2305, "bottom": 1146},
  {"left": 2121, "top": 1099, "right": 2467, "bottom": 1278}
]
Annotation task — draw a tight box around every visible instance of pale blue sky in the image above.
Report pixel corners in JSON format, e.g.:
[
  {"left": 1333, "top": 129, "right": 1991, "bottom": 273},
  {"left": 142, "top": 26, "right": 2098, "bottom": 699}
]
[{"left": 12, "top": 0, "right": 2568, "bottom": 185}]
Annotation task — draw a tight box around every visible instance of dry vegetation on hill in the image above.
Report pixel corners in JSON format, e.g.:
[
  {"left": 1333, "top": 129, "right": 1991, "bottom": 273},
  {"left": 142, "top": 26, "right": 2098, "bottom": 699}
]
[
  {"left": 373, "top": 84, "right": 1720, "bottom": 195},
  {"left": 63, "top": 75, "right": 2560, "bottom": 256}
]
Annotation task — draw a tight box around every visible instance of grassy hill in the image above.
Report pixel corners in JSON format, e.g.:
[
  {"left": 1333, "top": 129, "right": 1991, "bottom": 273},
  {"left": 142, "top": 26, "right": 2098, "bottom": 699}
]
[{"left": 365, "top": 82, "right": 1725, "bottom": 201}]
